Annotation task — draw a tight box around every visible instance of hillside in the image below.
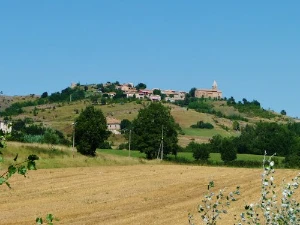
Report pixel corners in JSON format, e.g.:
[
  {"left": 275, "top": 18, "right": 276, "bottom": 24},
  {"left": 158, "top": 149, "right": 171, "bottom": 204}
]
[{"left": 0, "top": 85, "right": 292, "bottom": 148}]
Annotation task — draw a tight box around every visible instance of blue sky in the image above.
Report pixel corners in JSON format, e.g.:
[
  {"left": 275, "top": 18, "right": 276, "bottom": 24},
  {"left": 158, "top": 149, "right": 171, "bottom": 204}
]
[{"left": 1, "top": 1, "right": 299, "bottom": 117}]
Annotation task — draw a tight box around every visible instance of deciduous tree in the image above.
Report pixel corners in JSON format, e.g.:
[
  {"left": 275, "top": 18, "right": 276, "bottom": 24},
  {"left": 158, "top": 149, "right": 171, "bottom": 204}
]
[
  {"left": 75, "top": 106, "right": 109, "bottom": 156},
  {"left": 131, "top": 103, "right": 179, "bottom": 159}
]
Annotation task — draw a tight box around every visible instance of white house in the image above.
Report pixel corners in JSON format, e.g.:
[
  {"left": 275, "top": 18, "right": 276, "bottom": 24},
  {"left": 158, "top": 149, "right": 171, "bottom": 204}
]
[
  {"left": 106, "top": 117, "right": 121, "bottom": 134},
  {"left": 0, "top": 121, "right": 12, "bottom": 134}
]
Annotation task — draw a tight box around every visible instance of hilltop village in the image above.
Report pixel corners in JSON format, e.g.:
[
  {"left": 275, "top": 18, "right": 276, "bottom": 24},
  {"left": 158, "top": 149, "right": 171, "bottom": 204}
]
[{"left": 71, "top": 80, "right": 223, "bottom": 103}]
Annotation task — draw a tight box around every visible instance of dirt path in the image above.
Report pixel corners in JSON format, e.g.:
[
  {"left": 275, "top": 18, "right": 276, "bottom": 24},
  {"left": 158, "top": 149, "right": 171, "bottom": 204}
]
[{"left": 0, "top": 165, "right": 298, "bottom": 225}]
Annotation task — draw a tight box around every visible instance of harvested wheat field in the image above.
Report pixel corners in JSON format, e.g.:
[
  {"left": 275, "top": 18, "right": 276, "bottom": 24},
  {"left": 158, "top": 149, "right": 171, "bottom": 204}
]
[{"left": 0, "top": 165, "right": 299, "bottom": 225}]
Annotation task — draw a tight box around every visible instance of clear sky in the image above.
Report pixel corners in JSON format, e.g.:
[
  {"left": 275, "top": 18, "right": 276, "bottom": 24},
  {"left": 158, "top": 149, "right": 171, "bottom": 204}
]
[{"left": 1, "top": 1, "right": 299, "bottom": 117}]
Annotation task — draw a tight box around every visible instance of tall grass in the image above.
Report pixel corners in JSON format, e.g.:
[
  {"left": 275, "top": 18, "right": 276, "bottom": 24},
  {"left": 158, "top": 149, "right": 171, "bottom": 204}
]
[{"left": 0, "top": 142, "right": 155, "bottom": 170}]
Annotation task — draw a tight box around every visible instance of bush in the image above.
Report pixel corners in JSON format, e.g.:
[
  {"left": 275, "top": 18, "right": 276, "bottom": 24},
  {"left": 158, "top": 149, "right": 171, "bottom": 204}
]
[
  {"left": 118, "top": 143, "right": 129, "bottom": 150},
  {"left": 98, "top": 141, "right": 112, "bottom": 149},
  {"left": 190, "top": 143, "right": 210, "bottom": 161},
  {"left": 220, "top": 138, "right": 237, "bottom": 162},
  {"left": 190, "top": 121, "right": 214, "bottom": 129}
]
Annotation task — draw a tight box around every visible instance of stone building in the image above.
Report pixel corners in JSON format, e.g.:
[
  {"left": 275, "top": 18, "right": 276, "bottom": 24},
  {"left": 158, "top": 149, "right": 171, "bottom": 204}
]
[{"left": 195, "top": 81, "right": 222, "bottom": 99}]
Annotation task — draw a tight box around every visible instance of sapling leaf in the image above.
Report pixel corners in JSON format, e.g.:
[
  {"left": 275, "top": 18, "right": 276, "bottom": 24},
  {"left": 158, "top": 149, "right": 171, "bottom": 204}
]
[
  {"left": 18, "top": 165, "right": 27, "bottom": 176},
  {"left": 0, "top": 177, "right": 6, "bottom": 185},
  {"left": 46, "top": 214, "right": 54, "bottom": 222},
  {"left": 27, "top": 161, "right": 37, "bottom": 170},
  {"left": 36, "top": 217, "right": 43, "bottom": 224},
  {"left": 28, "top": 155, "right": 39, "bottom": 161},
  {"left": 8, "top": 165, "right": 17, "bottom": 175}
]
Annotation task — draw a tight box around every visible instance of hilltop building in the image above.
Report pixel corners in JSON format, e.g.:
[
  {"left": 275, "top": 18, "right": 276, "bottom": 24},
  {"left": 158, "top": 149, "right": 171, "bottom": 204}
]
[{"left": 195, "top": 81, "right": 222, "bottom": 99}]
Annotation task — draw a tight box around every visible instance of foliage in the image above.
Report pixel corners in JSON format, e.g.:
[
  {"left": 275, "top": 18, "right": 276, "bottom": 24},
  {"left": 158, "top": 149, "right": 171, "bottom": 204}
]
[
  {"left": 237, "top": 153, "right": 300, "bottom": 225},
  {"left": 131, "top": 102, "right": 179, "bottom": 159},
  {"left": 135, "top": 82, "right": 147, "bottom": 90},
  {"left": 189, "top": 181, "right": 240, "bottom": 225},
  {"left": 188, "top": 99, "right": 214, "bottom": 114},
  {"left": 186, "top": 142, "right": 210, "bottom": 161},
  {"left": 98, "top": 141, "right": 112, "bottom": 149},
  {"left": 190, "top": 152, "right": 300, "bottom": 225},
  {"left": 0, "top": 100, "right": 36, "bottom": 116},
  {"left": 120, "top": 119, "right": 132, "bottom": 130},
  {"left": 0, "top": 135, "right": 39, "bottom": 188},
  {"left": 227, "top": 97, "right": 276, "bottom": 119},
  {"left": 75, "top": 106, "right": 109, "bottom": 156},
  {"left": 281, "top": 109, "right": 287, "bottom": 115},
  {"left": 8, "top": 119, "right": 70, "bottom": 145},
  {"left": 189, "top": 87, "right": 197, "bottom": 98},
  {"left": 49, "top": 87, "right": 85, "bottom": 103},
  {"left": 36, "top": 214, "right": 56, "bottom": 225},
  {"left": 232, "top": 121, "right": 240, "bottom": 131},
  {"left": 41, "top": 92, "right": 48, "bottom": 98},
  {"left": 153, "top": 89, "right": 161, "bottom": 95},
  {"left": 209, "top": 135, "right": 223, "bottom": 153},
  {"left": 190, "top": 121, "right": 214, "bottom": 129},
  {"left": 220, "top": 137, "right": 237, "bottom": 162}
]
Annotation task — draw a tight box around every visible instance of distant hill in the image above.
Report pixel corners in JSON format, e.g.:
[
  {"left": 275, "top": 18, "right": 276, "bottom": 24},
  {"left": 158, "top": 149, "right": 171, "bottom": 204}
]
[{"left": 0, "top": 83, "right": 293, "bottom": 148}]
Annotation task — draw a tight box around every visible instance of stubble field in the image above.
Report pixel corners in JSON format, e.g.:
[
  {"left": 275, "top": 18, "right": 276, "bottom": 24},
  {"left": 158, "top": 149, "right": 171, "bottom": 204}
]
[{"left": 1, "top": 165, "right": 298, "bottom": 225}]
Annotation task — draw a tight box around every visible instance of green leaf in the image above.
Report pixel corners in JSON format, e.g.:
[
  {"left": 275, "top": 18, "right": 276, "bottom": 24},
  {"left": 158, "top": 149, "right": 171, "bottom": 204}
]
[
  {"left": 18, "top": 165, "right": 27, "bottom": 176},
  {"left": 8, "top": 165, "right": 17, "bottom": 175},
  {"left": 36, "top": 217, "right": 43, "bottom": 225},
  {"left": 0, "top": 177, "right": 6, "bottom": 185},
  {"left": 27, "top": 161, "right": 37, "bottom": 170},
  {"left": 46, "top": 214, "right": 54, "bottom": 222},
  {"left": 28, "top": 155, "right": 39, "bottom": 161}
]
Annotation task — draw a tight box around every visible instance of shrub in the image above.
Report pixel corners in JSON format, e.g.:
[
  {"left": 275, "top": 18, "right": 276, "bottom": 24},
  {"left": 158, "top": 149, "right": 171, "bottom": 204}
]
[
  {"left": 190, "top": 121, "right": 214, "bottom": 129},
  {"left": 189, "top": 142, "right": 210, "bottom": 161}
]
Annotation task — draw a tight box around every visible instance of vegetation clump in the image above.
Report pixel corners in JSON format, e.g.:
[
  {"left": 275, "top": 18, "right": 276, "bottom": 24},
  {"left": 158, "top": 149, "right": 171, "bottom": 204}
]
[
  {"left": 75, "top": 106, "right": 110, "bottom": 156},
  {"left": 130, "top": 102, "right": 179, "bottom": 159},
  {"left": 190, "top": 152, "right": 300, "bottom": 225},
  {"left": 190, "top": 121, "right": 214, "bottom": 129}
]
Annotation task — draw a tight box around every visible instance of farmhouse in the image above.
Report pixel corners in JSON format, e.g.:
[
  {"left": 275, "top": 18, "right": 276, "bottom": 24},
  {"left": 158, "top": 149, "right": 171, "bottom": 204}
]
[
  {"left": 0, "top": 121, "right": 12, "bottom": 134},
  {"left": 195, "top": 80, "right": 222, "bottom": 99},
  {"left": 106, "top": 117, "right": 121, "bottom": 134},
  {"left": 150, "top": 95, "right": 161, "bottom": 101}
]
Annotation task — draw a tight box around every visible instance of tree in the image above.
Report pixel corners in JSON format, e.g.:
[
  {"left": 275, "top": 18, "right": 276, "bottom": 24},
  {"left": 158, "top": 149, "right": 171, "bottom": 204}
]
[
  {"left": 153, "top": 89, "right": 161, "bottom": 95},
  {"left": 232, "top": 121, "right": 240, "bottom": 131},
  {"left": 41, "top": 92, "right": 48, "bottom": 98},
  {"left": 75, "top": 106, "right": 109, "bottom": 156},
  {"left": 135, "top": 83, "right": 147, "bottom": 90},
  {"left": 220, "top": 137, "right": 237, "bottom": 162},
  {"left": 131, "top": 103, "right": 179, "bottom": 159},
  {"left": 189, "top": 87, "right": 197, "bottom": 98},
  {"left": 120, "top": 119, "right": 132, "bottom": 130},
  {"left": 188, "top": 142, "right": 210, "bottom": 161},
  {"left": 43, "top": 129, "right": 60, "bottom": 146},
  {"left": 209, "top": 135, "right": 223, "bottom": 153},
  {"left": 281, "top": 109, "right": 287, "bottom": 116}
]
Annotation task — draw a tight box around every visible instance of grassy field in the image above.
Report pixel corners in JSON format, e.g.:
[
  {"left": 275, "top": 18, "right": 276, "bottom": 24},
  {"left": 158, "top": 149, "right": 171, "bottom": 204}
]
[
  {"left": 0, "top": 142, "right": 159, "bottom": 170},
  {"left": 182, "top": 127, "right": 232, "bottom": 137},
  {"left": 96, "top": 149, "right": 285, "bottom": 166}
]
